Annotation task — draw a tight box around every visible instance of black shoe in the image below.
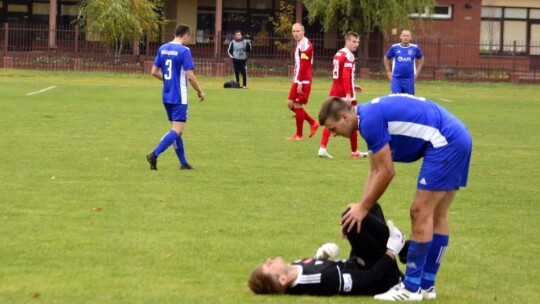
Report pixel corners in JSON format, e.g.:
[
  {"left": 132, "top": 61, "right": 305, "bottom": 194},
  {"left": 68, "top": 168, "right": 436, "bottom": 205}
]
[
  {"left": 398, "top": 240, "right": 410, "bottom": 264},
  {"left": 146, "top": 153, "right": 157, "bottom": 170},
  {"left": 180, "top": 164, "right": 194, "bottom": 170}
]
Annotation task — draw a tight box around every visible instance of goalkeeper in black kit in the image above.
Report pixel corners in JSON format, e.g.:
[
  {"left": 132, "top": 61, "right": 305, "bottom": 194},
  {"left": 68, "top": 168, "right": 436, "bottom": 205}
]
[{"left": 248, "top": 203, "right": 407, "bottom": 296}]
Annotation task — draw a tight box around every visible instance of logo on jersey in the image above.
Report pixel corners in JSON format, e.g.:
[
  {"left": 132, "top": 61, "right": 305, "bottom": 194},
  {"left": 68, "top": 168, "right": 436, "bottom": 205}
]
[
  {"left": 408, "top": 50, "right": 414, "bottom": 55},
  {"left": 419, "top": 178, "right": 427, "bottom": 185},
  {"left": 397, "top": 56, "right": 412, "bottom": 62},
  {"left": 342, "top": 273, "right": 353, "bottom": 292}
]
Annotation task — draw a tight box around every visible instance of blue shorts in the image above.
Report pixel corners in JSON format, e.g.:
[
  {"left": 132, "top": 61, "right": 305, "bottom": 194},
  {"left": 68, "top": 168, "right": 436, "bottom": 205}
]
[
  {"left": 418, "top": 130, "right": 472, "bottom": 191},
  {"left": 163, "top": 103, "right": 188, "bottom": 122},
  {"left": 391, "top": 77, "right": 415, "bottom": 95}
]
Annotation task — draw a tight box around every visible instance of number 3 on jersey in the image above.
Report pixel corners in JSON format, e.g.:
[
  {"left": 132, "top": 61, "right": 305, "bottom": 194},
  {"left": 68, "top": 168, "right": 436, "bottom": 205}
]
[
  {"left": 164, "top": 59, "right": 172, "bottom": 80},
  {"left": 332, "top": 59, "right": 340, "bottom": 79}
]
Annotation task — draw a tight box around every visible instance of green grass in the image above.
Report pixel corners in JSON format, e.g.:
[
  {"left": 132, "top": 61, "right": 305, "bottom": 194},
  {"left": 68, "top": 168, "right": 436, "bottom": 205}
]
[{"left": 0, "top": 69, "right": 539, "bottom": 303}]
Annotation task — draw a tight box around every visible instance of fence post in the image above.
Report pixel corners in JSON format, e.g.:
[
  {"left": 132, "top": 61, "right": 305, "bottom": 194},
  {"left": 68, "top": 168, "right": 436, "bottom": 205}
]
[
  {"left": 3, "top": 23, "right": 8, "bottom": 55},
  {"left": 74, "top": 25, "right": 79, "bottom": 56},
  {"left": 145, "top": 29, "right": 150, "bottom": 60},
  {"left": 437, "top": 37, "right": 441, "bottom": 69}
]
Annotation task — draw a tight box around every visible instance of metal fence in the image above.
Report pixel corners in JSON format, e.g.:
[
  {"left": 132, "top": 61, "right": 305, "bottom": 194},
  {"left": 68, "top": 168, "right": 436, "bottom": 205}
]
[{"left": 2, "top": 23, "right": 540, "bottom": 83}]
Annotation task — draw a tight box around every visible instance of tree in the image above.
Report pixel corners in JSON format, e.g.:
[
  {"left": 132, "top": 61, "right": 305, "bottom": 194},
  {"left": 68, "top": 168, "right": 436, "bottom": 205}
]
[
  {"left": 302, "top": 0, "right": 435, "bottom": 35},
  {"left": 269, "top": 1, "right": 295, "bottom": 52},
  {"left": 75, "top": 0, "right": 166, "bottom": 59},
  {"left": 302, "top": 0, "right": 436, "bottom": 66}
]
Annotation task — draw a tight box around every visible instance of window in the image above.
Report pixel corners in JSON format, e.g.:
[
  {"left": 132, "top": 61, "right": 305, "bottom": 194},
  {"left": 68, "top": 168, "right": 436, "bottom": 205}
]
[
  {"left": 480, "top": 6, "right": 537, "bottom": 56},
  {"left": 410, "top": 5, "right": 453, "bottom": 20}
]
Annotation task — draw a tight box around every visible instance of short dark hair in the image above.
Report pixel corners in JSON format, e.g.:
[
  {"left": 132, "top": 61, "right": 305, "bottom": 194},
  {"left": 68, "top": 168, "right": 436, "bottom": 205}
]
[
  {"left": 235, "top": 30, "right": 242, "bottom": 35},
  {"left": 175, "top": 24, "right": 191, "bottom": 38},
  {"left": 318, "top": 96, "right": 353, "bottom": 126}
]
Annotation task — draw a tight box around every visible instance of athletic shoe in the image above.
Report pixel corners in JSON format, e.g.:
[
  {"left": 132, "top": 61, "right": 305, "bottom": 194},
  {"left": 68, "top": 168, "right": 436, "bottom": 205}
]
[
  {"left": 286, "top": 134, "right": 304, "bottom": 141},
  {"left": 146, "top": 152, "right": 157, "bottom": 170},
  {"left": 422, "top": 287, "right": 436, "bottom": 300},
  {"left": 318, "top": 148, "right": 334, "bottom": 159},
  {"left": 242, "top": 86, "right": 249, "bottom": 89},
  {"left": 374, "top": 283, "right": 422, "bottom": 301},
  {"left": 180, "top": 164, "right": 194, "bottom": 170},
  {"left": 351, "top": 151, "right": 368, "bottom": 158},
  {"left": 309, "top": 121, "right": 320, "bottom": 138}
]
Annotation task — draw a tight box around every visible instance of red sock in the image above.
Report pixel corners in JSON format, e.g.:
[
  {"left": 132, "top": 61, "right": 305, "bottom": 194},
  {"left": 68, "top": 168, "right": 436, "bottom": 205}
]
[
  {"left": 294, "top": 108, "right": 304, "bottom": 136},
  {"left": 320, "top": 127, "right": 331, "bottom": 148},
  {"left": 303, "top": 109, "right": 315, "bottom": 125},
  {"left": 350, "top": 131, "right": 358, "bottom": 152}
]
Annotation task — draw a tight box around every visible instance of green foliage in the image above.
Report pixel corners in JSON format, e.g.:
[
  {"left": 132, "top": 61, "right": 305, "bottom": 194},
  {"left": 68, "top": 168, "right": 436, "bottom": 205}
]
[
  {"left": 269, "top": 1, "right": 295, "bottom": 52},
  {"left": 0, "top": 70, "right": 539, "bottom": 303},
  {"left": 75, "top": 0, "right": 166, "bottom": 57},
  {"left": 302, "top": 0, "right": 435, "bottom": 35}
]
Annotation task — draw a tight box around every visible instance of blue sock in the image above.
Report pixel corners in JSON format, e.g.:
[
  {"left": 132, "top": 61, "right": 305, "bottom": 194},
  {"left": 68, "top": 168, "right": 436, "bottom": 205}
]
[
  {"left": 153, "top": 130, "right": 178, "bottom": 157},
  {"left": 403, "top": 240, "right": 432, "bottom": 292},
  {"left": 173, "top": 135, "right": 188, "bottom": 166},
  {"left": 421, "top": 234, "right": 449, "bottom": 290}
]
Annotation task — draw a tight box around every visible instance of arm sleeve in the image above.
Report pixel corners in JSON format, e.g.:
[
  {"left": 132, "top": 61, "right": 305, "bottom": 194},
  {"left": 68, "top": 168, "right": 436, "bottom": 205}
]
[
  {"left": 342, "top": 61, "right": 354, "bottom": 96},
  {"left": 228, "top": 42, "right": 234, "bottom": 58},
  {"left": 246, "top": 42, "right": 252, "bottom": 53},
  {"left": 297, "top": 47, "right": 312, "bottom": 81}
]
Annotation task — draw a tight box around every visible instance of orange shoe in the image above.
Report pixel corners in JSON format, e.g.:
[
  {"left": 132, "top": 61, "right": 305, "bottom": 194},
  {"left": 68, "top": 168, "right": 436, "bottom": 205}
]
[
  {"left": 351, "top": 151, "right": 368, "bottom": 158},
  {"left": 286, "top": 134, "right": 304, "bottom": 141},
  {"left": 309, "top": 121, "right": 320, "bottom": 138}
]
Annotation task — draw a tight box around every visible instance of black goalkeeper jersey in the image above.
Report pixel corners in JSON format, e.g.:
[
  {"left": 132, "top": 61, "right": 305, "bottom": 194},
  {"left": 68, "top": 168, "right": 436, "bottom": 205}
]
[{"left": 286, "top": 255, "right": 401, "bottom": 296}]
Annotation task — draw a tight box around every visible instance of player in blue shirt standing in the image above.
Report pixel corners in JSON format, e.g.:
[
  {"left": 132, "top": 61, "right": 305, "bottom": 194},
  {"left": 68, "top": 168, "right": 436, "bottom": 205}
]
[
  {"left": 318, "top": 94, "right": 472, "bottom": 301},
  {"left": 383, "top": 30, "right": 424, "bottom": 95},
  {"left": 147, "top": 24, "right": 205, "bottom": 170}
]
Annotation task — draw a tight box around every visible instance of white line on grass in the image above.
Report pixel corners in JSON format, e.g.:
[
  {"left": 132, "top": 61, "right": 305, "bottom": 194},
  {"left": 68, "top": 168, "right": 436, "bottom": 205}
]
[
  {"left": 439, "top": 97, "right": 453, "bottom": 103},
  {"left": 26, "top": 86, "right": 57, "bottom": 96}
]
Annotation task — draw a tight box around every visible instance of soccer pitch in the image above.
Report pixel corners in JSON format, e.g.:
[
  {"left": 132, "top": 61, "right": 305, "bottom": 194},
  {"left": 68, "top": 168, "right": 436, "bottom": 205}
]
[{"left": 0, "top": 69, "right": 538, "bottom": 303}]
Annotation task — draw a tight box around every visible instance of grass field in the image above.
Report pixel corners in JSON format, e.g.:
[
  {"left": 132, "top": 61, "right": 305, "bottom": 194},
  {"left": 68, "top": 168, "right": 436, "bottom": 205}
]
[{"left": 0, "top": 69, "right": 539, "bottom": 304}]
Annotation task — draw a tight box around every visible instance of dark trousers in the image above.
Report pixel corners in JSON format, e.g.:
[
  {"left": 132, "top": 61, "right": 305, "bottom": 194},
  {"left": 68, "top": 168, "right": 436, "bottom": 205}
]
[
  {"left": 232, "top": 59, "right": 247, "bottom": 87},
  {"left": 344, "top": 203, "right": 389, "bottom": 266}
]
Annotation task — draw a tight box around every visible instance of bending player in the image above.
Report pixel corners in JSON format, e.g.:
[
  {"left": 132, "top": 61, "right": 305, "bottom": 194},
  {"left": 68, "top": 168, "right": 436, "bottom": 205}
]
[{"left": 248, "top": 203, "right": 406, "bottom": 296}]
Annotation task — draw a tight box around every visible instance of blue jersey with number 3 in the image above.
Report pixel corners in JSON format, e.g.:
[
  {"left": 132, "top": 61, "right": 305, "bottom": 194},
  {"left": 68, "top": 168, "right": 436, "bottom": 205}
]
[{"left": 153, "top": 42, "right": 195, "bottom": 104}]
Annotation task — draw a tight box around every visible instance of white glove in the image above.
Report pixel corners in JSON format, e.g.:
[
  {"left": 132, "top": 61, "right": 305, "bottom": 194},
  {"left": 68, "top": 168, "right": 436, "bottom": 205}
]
[
  {"left": 386, "top": 220, "right": 406, "bottom": 256},
  {"left": 314, "top": 243, "right": 340, "bottom": 260}
]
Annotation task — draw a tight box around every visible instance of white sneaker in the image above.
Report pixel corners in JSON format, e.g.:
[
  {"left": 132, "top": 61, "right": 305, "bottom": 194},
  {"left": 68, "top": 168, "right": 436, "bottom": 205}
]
[
  {"left": 374, "top": 283, "right": 422, "bottom": 301},
  {"left": 422, "top": 287, "right": 436, "bottom": 300},
  {"left": 318, "top": 148, "right": 333, "bottom": 159}
]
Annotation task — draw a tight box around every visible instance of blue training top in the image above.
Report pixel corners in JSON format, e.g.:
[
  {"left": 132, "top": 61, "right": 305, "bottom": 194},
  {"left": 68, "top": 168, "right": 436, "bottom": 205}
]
[
  {"left": 357, "top": 94, "right": 468, "bottom": 163},
  {"left": 153, "top": 42, "right": 195, "bottom": 104},
  {"left": 385, "top": 43, "right": 423, "bottom": 79}
]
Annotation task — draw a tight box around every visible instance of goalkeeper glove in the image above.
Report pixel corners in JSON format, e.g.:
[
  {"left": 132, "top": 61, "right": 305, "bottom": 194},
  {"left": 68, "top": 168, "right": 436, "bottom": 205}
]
[
  {"left": 314, "top": 243, "right": 340, "bottom": 260},
  {"left": 386, "top": 220, "right": 406, "bottom": 256}
]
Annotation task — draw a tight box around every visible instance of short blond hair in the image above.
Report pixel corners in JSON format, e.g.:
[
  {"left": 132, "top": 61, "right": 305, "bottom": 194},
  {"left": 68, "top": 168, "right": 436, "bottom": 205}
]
[{"left": 247, "top": 265, "right": 287, "bottom": 294}]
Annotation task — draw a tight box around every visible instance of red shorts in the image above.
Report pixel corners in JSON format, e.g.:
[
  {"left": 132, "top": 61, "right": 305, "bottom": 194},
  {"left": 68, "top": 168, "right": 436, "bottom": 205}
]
[{"left": 288, "top": 83, "right": 312, "bottom": 105}]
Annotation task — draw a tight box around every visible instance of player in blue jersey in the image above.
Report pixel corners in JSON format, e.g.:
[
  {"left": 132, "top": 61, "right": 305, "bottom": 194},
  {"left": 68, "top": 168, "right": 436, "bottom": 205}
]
[
  {"left": 248, "top": 203, "right": 406, "bottom": 296},
  {"left": 146, "top": 24, "right": 205, "bottom": 171},
  {"left": 383, "top": 30, "right": 424, "bottom": 95},
  {"left": 318, "top": 94, "right": 472, "bottom": 301}
]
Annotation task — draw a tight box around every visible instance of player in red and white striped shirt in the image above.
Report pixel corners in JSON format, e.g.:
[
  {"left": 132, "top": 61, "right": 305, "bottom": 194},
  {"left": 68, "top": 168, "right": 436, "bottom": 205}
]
[
  {"left": 286, "top": 23, "right": 319, "bottom": 141},
  {"left": 318, "top": 31, "right": 367, "bottom": 159}
]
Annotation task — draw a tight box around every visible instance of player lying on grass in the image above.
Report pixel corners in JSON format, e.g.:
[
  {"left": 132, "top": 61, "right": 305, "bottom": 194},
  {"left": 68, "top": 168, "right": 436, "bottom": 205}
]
[{"left": 248, "top": 203, "right": 407, "bottom": 296}]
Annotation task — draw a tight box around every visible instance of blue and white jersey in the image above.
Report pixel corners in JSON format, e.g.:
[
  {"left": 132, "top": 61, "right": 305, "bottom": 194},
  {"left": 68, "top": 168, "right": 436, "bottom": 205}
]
[
  {"left": 357, "top": 94, "right": 468, "bottom": 163},
  {"left": 153, "top": 42, "right": 195, "bottom": 104},
  {"left": 385, "top": 43, "right": 423, "bottom": 78}
]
